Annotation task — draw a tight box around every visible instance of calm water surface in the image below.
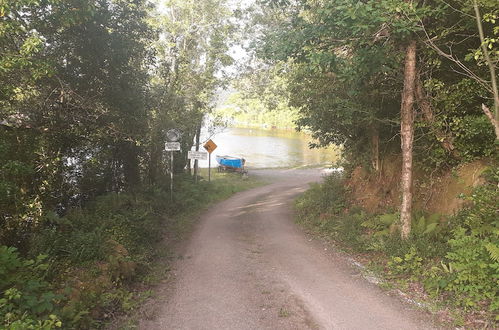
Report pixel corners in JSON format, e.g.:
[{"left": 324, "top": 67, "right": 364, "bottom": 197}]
[{"left": 196, "top": 127, "right": 340, "bottom": 168}]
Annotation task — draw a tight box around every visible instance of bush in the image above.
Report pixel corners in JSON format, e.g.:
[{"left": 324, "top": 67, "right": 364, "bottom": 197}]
[
  {"left": 387, "top": 247, "right": 423, "bottom": 280},
  {"left": 295, "top": 173, "right": 368, "bottom": 251},
  {"left": 295, "top": 172, "right": 346, "bottom": 222},
  {"left": 442, "top": 228, "right": 498, "bottom": 309},
  {"left": 0, "top": 246, "right": 63, "bottom": 329},
  {"left": 436, "top": 166, "right": 499, "bottom": 312}
]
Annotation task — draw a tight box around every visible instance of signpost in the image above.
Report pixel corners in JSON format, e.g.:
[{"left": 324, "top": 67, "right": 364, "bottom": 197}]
[
  {"left": 188, "top": 150, "right": 208, "bottom": 160},
  {"left": 188, "top": 150, "right": 208, "bottom": 183},
  {"left": 165, "top": 142, "right": 180, "bottom": 151},
  {"left": 203, "top": 139, "right": 217, "bottom": 182},
  {"left": 165, "top": 131, "right": 182, "bottom": 202}
]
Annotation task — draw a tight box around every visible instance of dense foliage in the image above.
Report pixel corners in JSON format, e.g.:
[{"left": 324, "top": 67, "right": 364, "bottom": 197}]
[
  {"left": 250, "top": 0, "right": 497, "bottom": 168},
  {"left": 0, "top": 0, "right": 233, "bottom": 249},
  {"left": 1, "top": 0, "right": 238, "bottom": 327}
]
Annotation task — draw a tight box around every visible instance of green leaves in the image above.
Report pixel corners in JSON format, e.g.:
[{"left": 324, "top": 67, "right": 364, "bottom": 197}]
[
  {"left": 444, "top": 227, "right": 498, "bottom": 309},
  {"left": 485, "top": 243, "right": 499, "bottom": 262},
  {"left": 387, "top": 247, "right": 423, "bottom": 279},
  {"left": 0, "top": 246, "right": 64, "bottom": 328}
]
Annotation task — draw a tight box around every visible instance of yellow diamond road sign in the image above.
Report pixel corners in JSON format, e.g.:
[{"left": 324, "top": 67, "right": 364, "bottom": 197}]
[{"left": 203, "top": 139, "right": 217, "bottom": 154}]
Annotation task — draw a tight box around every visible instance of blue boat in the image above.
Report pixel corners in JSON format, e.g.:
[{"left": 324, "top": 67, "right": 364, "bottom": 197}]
[{"left": 216, "top": 155, "right": 246, "bottom": 173}]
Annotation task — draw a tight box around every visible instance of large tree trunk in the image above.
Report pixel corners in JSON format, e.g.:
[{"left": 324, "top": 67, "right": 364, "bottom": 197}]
[
  {"left": 121, "top": 141, "right": 141, "bottom": 191},
  {"left": 371, "top": 124, "right": 380, "bottom": 172},
  {"left": 400, "top": 40, "right": 417, "bottom": 240},
  {"left": 473, "top": 0, "right": 499, "bottom": 140},
  {"left": 193, "top": 123, "right": 201, "bottom": 179}
]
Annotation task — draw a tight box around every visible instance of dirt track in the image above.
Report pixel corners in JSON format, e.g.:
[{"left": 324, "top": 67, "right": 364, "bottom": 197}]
[{"left": 140, "top": 168, "right": 436, "bottom": 330}]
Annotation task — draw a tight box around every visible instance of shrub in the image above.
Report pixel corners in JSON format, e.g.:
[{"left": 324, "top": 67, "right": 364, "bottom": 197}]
[
  {"left": 0, "top": 246, "right": 63, "bottom": 329},
  {"left": 442, "top": 228, "right": 498, "bottom": 310},
  {"left": 387, "top": 247, "right": 423, "bottom": 280},
  {"left": 295, "top": 172, "right": 346, "bottom": 221},
  {"left": 437, "top": 166, "right": 499, "bottom": 311}
]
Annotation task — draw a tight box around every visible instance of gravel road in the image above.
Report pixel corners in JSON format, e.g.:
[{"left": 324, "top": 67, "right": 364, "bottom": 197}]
[{"left": 140, "top": 168, "right": 437, "bottom": 330}]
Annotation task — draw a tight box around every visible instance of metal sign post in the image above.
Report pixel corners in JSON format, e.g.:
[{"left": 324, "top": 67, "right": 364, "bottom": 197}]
[
  {"left": 165, "top": 141, "right": 181, "bottom": 202},
  {"left": 170, "top": 151, "right": 173, "bottom": 201},
  {"left": 203, "top": 139, "right": 217, "bottom": 182}
]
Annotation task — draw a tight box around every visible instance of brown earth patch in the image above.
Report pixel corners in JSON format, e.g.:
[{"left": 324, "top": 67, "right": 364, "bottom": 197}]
[{"left": 346, "top": 157, "right": 490, "bottom": 216}]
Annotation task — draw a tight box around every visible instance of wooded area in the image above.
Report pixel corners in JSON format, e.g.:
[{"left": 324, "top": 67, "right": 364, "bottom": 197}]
[
  {"left": 252, "top": 0, "right": 497, "bottom": 233},
  {"left": 1, "top": 0, "right": 498, "bottom": 327},
  {"left": 1, "top": 0, "right": 238, "bottom": 327},
  {"left": 1, "top": 0, "right": 234, "bottom": 247},
  {"left": 250, "top": 0, "right": 498, "bottom": 324}
]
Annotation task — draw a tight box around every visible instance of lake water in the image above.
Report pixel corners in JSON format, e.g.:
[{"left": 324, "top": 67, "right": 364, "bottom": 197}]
[{"left": 195, "top": 127, "right": 340, "bottom": 168}]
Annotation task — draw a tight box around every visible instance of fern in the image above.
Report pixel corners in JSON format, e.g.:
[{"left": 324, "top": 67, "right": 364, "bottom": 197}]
[
  {"left": 423, "top": 222, "right": 439, "bottom": 235},
  {"left": 427, "top": 213, "right": 441, "bottom": 224},
  {"left": 485, "top": 243, "right": 499, "bottom": 262},
  {"left": 415, "top": 216, "right": 426, "bottom": 234},
  {"left": 379, "top": 213, "right": 398, "bottom": 225},
  {"left": 361, "top": 213, "right": 398, "bottom": 236}
]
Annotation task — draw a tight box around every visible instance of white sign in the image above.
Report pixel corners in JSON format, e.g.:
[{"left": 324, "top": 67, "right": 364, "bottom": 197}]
[
  {"left": 165, "top": 142, "right": 181, "bottom": 151},
  {"left": 188, "top": 151, "right": 208, "bottom": 160}
]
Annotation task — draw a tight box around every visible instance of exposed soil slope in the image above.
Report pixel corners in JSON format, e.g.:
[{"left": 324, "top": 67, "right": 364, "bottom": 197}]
[{"left": 347, "top": 158, "right": 490, "bottom": 215}]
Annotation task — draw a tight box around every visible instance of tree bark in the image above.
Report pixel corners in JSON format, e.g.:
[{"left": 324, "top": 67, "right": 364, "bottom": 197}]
[
  {"left": 473, "top": 0, "right": 499, "bottom": 140},
  {"left": 194, "top": 123, "right": 201, "bottom": 179},
  {"left": 121, "top": 141, "right": 141, "bottom": 191},
  {"left": 400, "top": 40, "right": 417, "bottom": 240},
  {"left": 371, "top": 124, "right": 380, "bottom": 172},
  {"left": 148, "top": 134, "right": 161, "bottom": 184},
  {"left": 482, "top": 104, "right": 499, "bottom": 138}
]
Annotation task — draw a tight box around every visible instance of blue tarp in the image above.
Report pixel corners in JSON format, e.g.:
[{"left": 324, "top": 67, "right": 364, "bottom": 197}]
[{"left": 216, "top": 156, "right": 244, "bottom": 168}]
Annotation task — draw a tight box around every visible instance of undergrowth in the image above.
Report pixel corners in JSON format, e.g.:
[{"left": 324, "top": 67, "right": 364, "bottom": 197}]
[
  {"left": 295, "top": 166, "right": 499, "bottom": 326},
  {"left": 1, "top": 172, "right": 261, "bottom": 329}
]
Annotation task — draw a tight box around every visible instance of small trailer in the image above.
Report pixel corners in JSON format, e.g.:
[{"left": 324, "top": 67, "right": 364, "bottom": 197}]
[{"left": 216, "top": 155, "right": 247, "bottom": 174}]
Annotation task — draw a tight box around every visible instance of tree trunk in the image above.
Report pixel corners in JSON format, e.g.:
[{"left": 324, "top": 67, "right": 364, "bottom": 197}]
[
  {"left": 194, "top": 123, "right": 201, "bottom": 179},
  {"left": 148, "top": 136, "right": 161, "bottom": 184},
  {"left": 473, "top": 0, "right": 499, "bottom": 140},
  {"left": 121, "top": 141, "right": 141, "bottom": 191},
  {"left": 400, "top": 40, "right": 417, "bottom": 240},
  {"left": 371, "top": 124, "right": 380, "bottom": 172},
  {"left": 482, "top": 104, "right": 499, "bottom": 138}
]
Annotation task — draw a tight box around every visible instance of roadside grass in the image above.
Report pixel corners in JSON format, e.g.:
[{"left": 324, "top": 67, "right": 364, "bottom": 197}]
[
  {"left": 1, "top": 172, "right": 264, "bottom": 329},
  {"left": 294, "top": 168, "right": 499, "bottom": 328}
]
